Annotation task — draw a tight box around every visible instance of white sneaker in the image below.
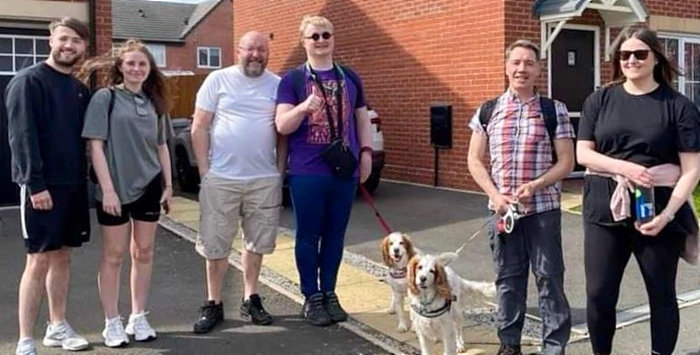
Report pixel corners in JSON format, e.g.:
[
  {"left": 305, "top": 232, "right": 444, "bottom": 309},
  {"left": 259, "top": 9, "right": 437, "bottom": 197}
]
[
  {"left": 42, "top": 321, "right": 89, "bottom": 351},
  {"left": 125, "top": 311, "right": 157, "bottom": 342},
  {"left": 102, "top": 316, "right": 129, "bottom": 348},
  {"left": 15, "top": 338, "right": 37, "bottom": 355}
]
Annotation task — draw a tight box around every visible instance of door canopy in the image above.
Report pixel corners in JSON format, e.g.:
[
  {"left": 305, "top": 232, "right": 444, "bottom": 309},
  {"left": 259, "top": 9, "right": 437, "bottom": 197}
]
[{"left": 533, "top": 0, "right": 648, "bottom": 60}]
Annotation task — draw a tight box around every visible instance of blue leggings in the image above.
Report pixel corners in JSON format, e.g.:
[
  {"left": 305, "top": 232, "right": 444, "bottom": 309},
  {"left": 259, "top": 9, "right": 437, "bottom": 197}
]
[{"left": 288, "top": 175, "right": 357, "bottom": 297}]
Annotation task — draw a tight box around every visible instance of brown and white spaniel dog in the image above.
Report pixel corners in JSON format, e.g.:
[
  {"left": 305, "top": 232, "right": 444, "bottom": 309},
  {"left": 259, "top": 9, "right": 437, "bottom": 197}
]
[
  {"left": 407, "top": 252, "right": 496, "bottom": 355},
  {"left": 380, "top": 232, "right": 419, "bottom": 332}
]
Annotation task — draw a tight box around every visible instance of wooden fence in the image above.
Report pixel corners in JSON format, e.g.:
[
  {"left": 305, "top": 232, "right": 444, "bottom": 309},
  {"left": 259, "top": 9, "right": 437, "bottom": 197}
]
[{"left": 165, "top": 74, "right": 208, "bottom": 118}]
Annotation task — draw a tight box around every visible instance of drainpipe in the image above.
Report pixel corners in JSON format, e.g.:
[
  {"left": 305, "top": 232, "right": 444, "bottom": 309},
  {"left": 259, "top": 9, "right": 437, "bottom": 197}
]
[{"left": 88, "top": 0, "right": 97, "bottom": 90}]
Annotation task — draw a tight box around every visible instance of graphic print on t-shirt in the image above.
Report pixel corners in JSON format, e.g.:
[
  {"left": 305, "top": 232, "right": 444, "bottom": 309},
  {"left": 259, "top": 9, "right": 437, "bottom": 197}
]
[{"left": 307, "top": 79, "right": 350, "bottom": 145}]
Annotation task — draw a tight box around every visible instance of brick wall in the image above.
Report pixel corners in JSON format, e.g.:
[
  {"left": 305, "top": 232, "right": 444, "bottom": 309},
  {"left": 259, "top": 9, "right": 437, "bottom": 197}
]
[
  {"left": 645, "top": 0, "right": 700, "bottom": 17},
  {"left": 233, "top": 0, "right": 700, "bottom": 192},
  {"left": 164, "top": 0, "right": 234, "bottom": 75},
  {"left": 46, "top": 0, "right": 112, "bottom": 55},
  {"left": 234, "top": 0, "right": 507, "bottom": 191}
]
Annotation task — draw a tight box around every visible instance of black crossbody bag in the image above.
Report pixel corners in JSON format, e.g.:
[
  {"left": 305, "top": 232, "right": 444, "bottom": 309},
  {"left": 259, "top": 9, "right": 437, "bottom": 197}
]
[{"left": 310, "top": 64, "right": 357, "bottom": 178}]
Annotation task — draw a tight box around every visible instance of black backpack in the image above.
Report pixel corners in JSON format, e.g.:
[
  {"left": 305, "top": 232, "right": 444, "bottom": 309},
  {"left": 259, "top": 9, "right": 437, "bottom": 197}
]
[{"left": 478, "top": 96, "right": 558, "bottom": 163}]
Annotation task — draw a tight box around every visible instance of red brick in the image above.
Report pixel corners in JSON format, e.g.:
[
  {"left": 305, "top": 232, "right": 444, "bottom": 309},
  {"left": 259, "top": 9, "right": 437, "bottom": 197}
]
[{"left": 234, "top": 0, "right": 699, "bottom": 191}]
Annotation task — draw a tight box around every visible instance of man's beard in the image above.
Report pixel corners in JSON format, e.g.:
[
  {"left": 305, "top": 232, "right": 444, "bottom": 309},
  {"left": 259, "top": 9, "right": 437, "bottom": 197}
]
[
  {"left": 51, "top": 50, "right": 81, "bottom": 68},
  {"left": 242, "top": 58, "right": 266, "bottom": 78}
]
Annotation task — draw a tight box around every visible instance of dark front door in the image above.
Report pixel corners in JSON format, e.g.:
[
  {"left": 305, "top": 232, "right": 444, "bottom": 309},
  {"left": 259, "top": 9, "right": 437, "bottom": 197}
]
[
  {"left": 0, "top": 75, "right": 19, "bottom": 205},
  {"left": 551, "top": 28, "right": 595, "bottom": 172},
  {"left": 0, "top": 28, "right": 50, "bottom": 206}
]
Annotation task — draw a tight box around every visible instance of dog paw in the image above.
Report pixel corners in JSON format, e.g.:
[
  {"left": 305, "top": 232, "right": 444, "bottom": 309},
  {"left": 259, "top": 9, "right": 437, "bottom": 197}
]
[
  {"left": 386, "top": 307, "right": 396, "bottom": 314},
  {"left": 456, "top": 343, "right": 466, "bottom": 353},
  {"left": 397, "top": 323, "right": 409, "bottom": 333}
]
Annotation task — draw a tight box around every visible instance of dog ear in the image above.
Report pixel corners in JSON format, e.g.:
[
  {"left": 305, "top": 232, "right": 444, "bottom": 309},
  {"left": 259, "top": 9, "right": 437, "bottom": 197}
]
[
  {"left": 407, "top": 255, "right": 420, "bottom": 295},
  {"left": 403, "top": 234, "right": 416, "bottom": 260},
  {"left": 436, "top": 252, "right": 458, "bottom": 266},
  {"left": 435, "top": 264, "right": 452, "bottom": 300},
  {"left": 380, "top": 235, "right": 393, "bottom": 267}
]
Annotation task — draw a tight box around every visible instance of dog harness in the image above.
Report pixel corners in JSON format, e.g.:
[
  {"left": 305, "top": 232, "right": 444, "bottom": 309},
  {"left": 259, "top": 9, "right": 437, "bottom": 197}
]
[{"left": 411, "top": 297, "right": 452, "bottom": 318}]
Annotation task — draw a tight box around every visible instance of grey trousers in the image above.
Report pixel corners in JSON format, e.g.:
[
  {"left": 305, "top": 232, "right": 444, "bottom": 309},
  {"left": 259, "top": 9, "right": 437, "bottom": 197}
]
[{"left": 488, "top": 209, "right": 572, "bottom": 355}]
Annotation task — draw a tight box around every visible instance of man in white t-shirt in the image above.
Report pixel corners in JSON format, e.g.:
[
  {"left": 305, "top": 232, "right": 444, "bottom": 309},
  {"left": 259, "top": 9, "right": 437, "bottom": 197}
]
[{"left": 190, "top": 31, "right": 286, "bottom": 334}]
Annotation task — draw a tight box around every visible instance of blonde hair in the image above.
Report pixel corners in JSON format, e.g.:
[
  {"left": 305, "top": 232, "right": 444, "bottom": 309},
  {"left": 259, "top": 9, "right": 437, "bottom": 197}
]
[{"left": 299, "top": 15, "right": 334, "bottom": 37}]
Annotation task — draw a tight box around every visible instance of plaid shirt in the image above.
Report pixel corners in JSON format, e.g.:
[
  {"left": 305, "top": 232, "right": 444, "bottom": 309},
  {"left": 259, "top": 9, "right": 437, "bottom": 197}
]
[{"left": 468, "top": 91, "right": 575, "bottom": 215}]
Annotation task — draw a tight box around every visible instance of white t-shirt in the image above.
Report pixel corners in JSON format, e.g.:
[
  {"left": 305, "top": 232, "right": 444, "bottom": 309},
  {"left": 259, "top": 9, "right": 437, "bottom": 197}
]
[{"left": 196, "top": 65, "right": 281, "bottom": 180}]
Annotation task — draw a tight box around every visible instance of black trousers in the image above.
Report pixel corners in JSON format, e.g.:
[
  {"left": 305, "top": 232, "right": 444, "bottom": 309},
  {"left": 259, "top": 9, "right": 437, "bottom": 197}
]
[{"left": 584, "top": 221, "right": 684, "bottom": 355}]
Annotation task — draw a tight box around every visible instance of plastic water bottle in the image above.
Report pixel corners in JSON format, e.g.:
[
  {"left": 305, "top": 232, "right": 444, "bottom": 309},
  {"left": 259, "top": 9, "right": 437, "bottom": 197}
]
[{"left": 635, "top": 186, "right": 655, "bottom": 224}]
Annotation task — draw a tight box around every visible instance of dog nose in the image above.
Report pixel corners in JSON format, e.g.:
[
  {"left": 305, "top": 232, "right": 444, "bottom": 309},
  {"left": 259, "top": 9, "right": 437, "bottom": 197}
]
[
  {"left": 392, "top": 248, "right": 399, "bottom": 253},
  {"left": 419, "top": 276, "right": 426, "bottom": 282}
]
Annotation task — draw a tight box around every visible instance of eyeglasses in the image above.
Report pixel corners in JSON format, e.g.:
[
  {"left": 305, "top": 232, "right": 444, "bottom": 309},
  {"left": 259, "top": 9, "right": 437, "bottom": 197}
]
[
  {"left": 618, "top": 49, "right": 650, "bottom": 61},
  {"left": 133, "top": 95, "right": 149, "bottom": 116},
  {"left": 305, "top": 32, "right": 333, "bottom": 41}
]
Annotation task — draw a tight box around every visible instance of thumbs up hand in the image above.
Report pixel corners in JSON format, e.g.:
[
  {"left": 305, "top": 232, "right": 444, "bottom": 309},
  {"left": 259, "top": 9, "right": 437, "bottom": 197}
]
[{"left": 301, "top": 84, "right": 324, "bottom": 114}]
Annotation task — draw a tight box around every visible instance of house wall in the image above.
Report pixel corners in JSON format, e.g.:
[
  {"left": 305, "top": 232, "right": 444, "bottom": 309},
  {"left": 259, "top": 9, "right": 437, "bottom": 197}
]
[
  {"left": 234, "top": 0, "right": 507, "bottom": 191},
  {"left": 163, "top": 0, "right": 234, "bottom": 75},
  {"left": 233, "top": 0, "right": 700, "bottom": 192}
]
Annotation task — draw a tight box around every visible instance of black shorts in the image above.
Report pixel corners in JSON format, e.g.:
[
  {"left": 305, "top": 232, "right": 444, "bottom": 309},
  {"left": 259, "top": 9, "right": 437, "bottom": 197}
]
[
  {"left": 20, "top": 184, "right": 91, "bottom": 254},
  {"left": 96, "top": 174, "right": 163, "bottom": 226}
]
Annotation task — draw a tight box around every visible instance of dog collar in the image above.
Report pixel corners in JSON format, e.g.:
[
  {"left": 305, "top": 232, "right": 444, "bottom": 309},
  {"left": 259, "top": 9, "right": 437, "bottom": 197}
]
[
  {"left": 389, "top": 267, "right": 407, "bottom": 279},
  {"left": 411, "top": 298, "right": 452, "bottom": 318}
]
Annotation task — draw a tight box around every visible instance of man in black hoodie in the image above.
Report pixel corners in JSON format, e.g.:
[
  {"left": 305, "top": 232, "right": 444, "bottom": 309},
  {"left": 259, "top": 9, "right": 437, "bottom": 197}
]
[{"left": 5, "top": 17, "right": 92, "bottom": 355}]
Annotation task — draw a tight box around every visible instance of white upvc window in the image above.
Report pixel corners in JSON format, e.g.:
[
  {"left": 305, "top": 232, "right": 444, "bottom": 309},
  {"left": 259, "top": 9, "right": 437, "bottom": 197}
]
[
  {"left": 197, "top": 47, "right": 221, "bottom": 69},
  {"left": 0, "top": 35, "right": 50, "bottom": 75},
  {"left": 659, "top": 34, "right": 700, "bottom": 105},
  {"left": 144, "top": 44, "right": 166, "bottom": 68}
]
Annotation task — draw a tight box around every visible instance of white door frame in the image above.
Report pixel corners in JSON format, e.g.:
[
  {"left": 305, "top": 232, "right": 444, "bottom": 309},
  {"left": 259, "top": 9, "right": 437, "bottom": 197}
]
[{"left": 547, "top": 23, "right": 601, "bottom": 118}]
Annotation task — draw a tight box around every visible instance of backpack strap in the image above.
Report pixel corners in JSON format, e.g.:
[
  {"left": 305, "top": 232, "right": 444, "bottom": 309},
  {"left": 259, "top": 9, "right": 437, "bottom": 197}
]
[
  {"left": 539, "top": 96, "right": 558, "bottom": 163},
  {"left": 478, "top": 97, "right": 499, "bottom": 132},
  {"left": 539, "top": 96, "right": 557, "bottom": 142},
  {"left": 290, "top": 65, "right": 307, "bottom": 104},
  {"left": 106, "top": 88, "right": 115, "bottom": 137}
]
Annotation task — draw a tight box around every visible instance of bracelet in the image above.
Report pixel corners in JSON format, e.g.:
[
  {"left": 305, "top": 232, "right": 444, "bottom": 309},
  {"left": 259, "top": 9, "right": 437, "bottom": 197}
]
[
  {"left": 662, "top": 212, "right": 674, "bottom": 223},
  {"left": 359, "top": 146, "right": 373, "bottom": 155}
]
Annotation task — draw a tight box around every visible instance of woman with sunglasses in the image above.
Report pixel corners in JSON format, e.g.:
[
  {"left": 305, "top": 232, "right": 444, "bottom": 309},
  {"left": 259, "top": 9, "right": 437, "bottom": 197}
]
[
  {"left": 577, "top": 27, "right": 700, "bottom": 355},
  {"left": 275, "top": 15, "right": 373, "bottom": 327},
  {"left": 79, "top": 39, "right": 172, "bottom": 347}
]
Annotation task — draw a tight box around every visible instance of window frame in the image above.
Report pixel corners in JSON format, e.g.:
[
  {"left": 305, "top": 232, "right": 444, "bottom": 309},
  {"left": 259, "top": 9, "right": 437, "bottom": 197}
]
[
  {"left": 197, "top": 46, "right": 222, "bottom": 69},
  {"left": 0, "top": 34, "right": 50, "bottom": 75},
  {"left": 659, "top": 33, "right": 700, "bottom": 103},
  {"left": 144, "top": 43, "right": 167, "bottom": 68}
]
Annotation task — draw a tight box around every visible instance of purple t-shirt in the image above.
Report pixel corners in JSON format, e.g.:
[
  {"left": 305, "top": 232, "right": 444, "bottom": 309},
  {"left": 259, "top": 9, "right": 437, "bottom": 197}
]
[{"left": 277, "top": 65, "right": 366, "bottom": 176}]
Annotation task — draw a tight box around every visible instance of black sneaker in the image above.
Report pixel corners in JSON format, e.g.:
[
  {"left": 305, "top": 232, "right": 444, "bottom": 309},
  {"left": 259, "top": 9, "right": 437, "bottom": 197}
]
[
  {"left": 240, "top": 294, "right": 273, "bottom": 325},
  {"left": 497, "top": 344, "right": 523, "bottom": 355},
  {"left": 193, "top": 300, "right": 224, "bottom": 334},
  {"left": 301, "top": 293, "right": 332, "bottom": 327},
  {"left": 324, "top": 291, "right": 348, "bottom": 323}
]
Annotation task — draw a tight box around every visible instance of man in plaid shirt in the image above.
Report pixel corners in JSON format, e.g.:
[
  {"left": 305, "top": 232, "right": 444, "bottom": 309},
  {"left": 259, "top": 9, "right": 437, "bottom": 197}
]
[{"left": 467, "top": 39, "right": 575, "bottom": 355}]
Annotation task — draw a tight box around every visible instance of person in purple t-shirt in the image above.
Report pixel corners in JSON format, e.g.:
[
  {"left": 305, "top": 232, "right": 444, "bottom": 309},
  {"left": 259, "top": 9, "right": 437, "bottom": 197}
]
[{"left": 275, "top": 15, "right": 373, "bottom": 327}]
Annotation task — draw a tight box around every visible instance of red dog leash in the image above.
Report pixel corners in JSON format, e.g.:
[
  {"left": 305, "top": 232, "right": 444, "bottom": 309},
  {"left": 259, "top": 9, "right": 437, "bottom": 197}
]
[{"left": 358, "top": 184, "right": 393, "bottom": 234}]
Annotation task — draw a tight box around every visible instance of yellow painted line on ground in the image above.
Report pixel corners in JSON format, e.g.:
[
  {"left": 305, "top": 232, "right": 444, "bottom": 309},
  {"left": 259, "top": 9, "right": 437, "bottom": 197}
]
[{"left": 166, "top": 196, "right": 539, "bottom": 354}]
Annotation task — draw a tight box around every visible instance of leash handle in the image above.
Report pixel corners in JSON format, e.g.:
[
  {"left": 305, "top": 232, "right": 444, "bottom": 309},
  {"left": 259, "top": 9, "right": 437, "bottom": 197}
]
[{"left": 359, "top": 184, "right": 393, "bottom": 234}]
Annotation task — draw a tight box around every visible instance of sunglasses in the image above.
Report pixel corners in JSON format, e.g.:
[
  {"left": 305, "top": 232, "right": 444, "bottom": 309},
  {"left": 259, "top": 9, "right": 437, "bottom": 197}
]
[
  {"left": 305, "top": 32, "right": 333, "bottom": 41},
  {"left": 618, "top": 49, "right": 650, "bottom": 61}
]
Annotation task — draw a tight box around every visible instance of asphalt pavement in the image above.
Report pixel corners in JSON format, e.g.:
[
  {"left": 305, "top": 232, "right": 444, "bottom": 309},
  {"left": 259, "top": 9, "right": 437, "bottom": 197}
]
[{"left": 0, "top": 209, "right": 389, "bottom": 355}]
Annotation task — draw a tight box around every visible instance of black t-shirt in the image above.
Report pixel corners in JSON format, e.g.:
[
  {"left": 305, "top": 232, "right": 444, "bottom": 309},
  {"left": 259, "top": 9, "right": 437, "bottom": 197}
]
[{"left": 578, "top": 84, "right": 700, "bottom": 225}]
